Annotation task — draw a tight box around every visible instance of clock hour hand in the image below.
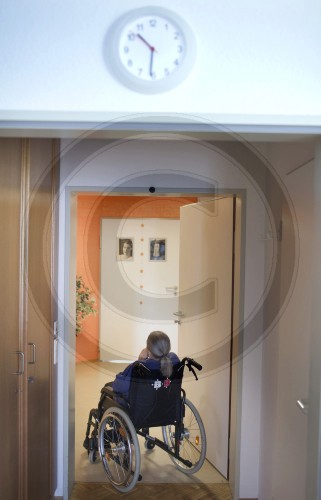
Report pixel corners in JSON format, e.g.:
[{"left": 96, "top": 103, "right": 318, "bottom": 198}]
[{"left": 136, "top": 33, "right": 156, "bottom": 53}]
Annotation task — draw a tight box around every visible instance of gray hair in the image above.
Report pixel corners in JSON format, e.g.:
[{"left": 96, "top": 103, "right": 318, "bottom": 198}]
[{"left": 147, "top": 331, "right": 173, "bottom": 378}]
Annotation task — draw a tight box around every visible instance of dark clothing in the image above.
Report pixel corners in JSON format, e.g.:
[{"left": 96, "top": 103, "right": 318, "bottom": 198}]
[{"left": 112, "top": 352, "right": 180, "bottom": 401}]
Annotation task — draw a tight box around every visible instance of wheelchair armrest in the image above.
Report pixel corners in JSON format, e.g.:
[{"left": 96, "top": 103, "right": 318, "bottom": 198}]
[
  {"left": 101, "top": 385, "right": 125, "bottom": 398},
  {"left": 101, "top": 384, "right": 128, "bottom": 405},
  {"left": 101, "top": 385, "right": 115, "bottom": 397}
]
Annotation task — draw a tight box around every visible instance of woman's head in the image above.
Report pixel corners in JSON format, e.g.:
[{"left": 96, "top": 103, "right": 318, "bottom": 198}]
[
  {"left": 147, "top": 331, "right": 173, "bottom": 377},
  {"left": 147, "top": 331, "right": 170, "bottom": 358}
]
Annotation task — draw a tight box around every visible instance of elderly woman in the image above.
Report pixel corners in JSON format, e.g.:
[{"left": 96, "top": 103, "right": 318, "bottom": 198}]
[{"left": 111, "top": 331, "right": 180, "bottom": 401}]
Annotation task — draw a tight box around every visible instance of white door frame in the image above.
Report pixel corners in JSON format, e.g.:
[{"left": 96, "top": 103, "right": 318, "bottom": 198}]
[{"left": 61, "top": 187, "right": 245, "bottom": 499}]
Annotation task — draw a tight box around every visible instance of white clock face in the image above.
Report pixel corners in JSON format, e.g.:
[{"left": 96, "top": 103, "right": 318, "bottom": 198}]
[{"left": 108, "top": 8, "right": 196, "bottom": 93}]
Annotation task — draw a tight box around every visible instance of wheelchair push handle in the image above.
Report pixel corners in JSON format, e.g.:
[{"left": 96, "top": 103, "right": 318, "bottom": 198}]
[{"left": 182, "top": 357, "right": 202, "bottom": 380}]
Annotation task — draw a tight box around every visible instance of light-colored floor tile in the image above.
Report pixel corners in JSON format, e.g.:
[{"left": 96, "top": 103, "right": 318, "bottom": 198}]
[{"left": 75, "top": 361, "right": 228, "bottom": 485}]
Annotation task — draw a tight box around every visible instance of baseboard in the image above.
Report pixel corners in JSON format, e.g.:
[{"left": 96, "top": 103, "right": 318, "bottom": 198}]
[
  {"left": 54, "top": 497, "right": 63, "bottom": 500},
  {"left": 240, "top": 498, "right": 258, "bottom": 500}
]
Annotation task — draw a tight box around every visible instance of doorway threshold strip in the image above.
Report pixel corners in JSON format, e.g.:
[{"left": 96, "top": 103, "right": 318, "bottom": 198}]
[{"left": 70, "top": 481, "right": 233, "bottom": 500}]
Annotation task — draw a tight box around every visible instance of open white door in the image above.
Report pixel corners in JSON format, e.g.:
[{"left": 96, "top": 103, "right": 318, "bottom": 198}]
[{"left": 178, "top": 197, "right": 234, "bottom": 478}]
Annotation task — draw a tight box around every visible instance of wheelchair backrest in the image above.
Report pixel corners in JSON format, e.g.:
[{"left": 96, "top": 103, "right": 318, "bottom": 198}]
[{"left": 128, "top": 361, "right": 184, "bottom": 429}]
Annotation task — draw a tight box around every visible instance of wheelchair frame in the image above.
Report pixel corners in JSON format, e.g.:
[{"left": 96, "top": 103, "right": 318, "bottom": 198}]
[{"left": 83, "top": 357, "right": 206, "bottom": 493}]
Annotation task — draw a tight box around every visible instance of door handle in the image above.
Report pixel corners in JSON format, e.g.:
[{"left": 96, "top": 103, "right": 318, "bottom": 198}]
[
  {"left": 297, "top": 399, "right": 309, "bottom": 415},
  {"left": 28, "top": 343, "right": 36, "bottom": 365},
  {"left": 13, "top": 351, "right": 25, "bottom": 375}
]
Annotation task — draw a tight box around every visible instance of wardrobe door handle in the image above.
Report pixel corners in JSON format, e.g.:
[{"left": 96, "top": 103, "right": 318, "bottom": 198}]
[
  {"left": 28, "top": 343, "right": 36, "bottom": 365},
  {"left": 13, "top": 351, "right": 25, "bottom": 375}
]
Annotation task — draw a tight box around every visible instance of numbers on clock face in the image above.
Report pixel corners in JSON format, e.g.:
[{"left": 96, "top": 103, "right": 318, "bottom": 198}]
[{"left": 118, "top": 15, "right": 186, "bottom": 82}]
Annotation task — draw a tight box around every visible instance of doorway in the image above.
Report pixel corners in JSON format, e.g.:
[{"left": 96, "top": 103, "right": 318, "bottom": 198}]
[{"left": 68, "top": 191, "right": 242, "bottom": 494}]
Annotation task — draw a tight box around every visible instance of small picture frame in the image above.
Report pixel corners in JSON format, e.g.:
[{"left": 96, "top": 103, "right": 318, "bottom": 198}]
[
  {"left": 117, "top": 238, "right": 134, "bottom": 261},
  {"left": 149, "top": 238, "right": 166, "bottom": 261}
]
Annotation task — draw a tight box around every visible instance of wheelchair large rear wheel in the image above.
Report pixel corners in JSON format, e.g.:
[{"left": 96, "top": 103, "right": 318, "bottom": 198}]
[
  {"left": 162, "top": 398, "right": 206, "bottom": 474},
  {"left": 98, "top": 407, "right": 141, "bottom": 493}
]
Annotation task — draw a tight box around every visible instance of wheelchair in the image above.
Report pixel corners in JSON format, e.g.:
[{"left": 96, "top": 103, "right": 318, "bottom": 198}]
[{"left": 83, "top": 357, "right": 207, "bottom": 493}]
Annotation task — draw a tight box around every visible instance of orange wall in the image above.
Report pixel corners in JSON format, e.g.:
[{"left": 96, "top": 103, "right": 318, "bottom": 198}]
[{"left": 76, "top": 194, "right": 197, "bottom": 361}]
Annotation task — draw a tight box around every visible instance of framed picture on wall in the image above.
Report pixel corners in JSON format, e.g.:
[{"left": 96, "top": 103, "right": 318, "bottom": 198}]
[
  {"left": 149, "top": 238, "right": 166, "bottom": 261},
  {"left": 117, "top": 238, "right": 134, "bottom": 261}
]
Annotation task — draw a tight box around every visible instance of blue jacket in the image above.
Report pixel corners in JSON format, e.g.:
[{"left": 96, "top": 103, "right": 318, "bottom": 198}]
[{"left": 112, "top": 352, "right": 180, "bottom": 401}]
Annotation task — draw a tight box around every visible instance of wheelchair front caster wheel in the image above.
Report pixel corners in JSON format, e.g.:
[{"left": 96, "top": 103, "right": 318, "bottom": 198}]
[
  {"left": 88, "top": 449, "right": 98, "bottom": 464},
  {"left": 144, "top": 440, "right": 155, "bottom": 450}
]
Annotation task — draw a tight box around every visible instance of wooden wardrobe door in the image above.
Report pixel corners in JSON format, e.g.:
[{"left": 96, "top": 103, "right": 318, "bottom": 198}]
[
  {"left": 0, "top": 138, "right": 58, "bottom": 500},
  {"left": 0, "top": 139, "right": 24, "bottom": 500}
]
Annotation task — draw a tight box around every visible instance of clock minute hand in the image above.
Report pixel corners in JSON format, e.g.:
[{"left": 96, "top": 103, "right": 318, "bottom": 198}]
[{"left": 149, "top": 47, "right": 155, "bottom": 77}]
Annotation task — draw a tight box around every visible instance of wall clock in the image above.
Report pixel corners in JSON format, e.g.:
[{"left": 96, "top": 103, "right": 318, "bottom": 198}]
[{"left": 107, "top": 7, "right": 196, "bottom": 93}]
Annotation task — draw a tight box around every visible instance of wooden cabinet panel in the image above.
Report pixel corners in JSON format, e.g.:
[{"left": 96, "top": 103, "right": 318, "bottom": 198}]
[{"left": 0, "top": 139, "right": 23, "bottom": 500}]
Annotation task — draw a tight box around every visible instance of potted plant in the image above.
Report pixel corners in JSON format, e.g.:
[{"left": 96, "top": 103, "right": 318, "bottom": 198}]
[{"left": 76, "top": 275, "right": 97, "bottom": 335}]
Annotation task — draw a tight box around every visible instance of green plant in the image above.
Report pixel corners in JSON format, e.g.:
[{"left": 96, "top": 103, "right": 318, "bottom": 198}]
[{"left": 76, "top": 275, "right": 97, "bottom": 335}]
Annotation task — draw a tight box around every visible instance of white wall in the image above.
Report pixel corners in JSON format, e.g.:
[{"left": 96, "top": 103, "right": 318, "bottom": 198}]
[
  {"left": 1, "top": 0, "right": 321, "bottom": 125},
  {"left": 57, "top": 135, "right": 271, "bottom": 498},
  {"left": 308, "top": 143, "right": 321, "bottom": 500},
  {"left": 259, "top": 142, "right": 315, "bottom": 500}
]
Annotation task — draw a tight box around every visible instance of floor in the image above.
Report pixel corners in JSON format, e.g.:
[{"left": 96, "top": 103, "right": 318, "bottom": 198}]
[{"left": 74, "top": 360, "right": 232, "bottom": 498}]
